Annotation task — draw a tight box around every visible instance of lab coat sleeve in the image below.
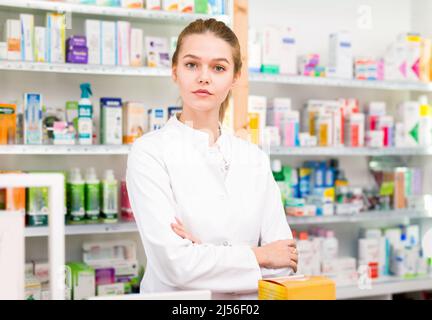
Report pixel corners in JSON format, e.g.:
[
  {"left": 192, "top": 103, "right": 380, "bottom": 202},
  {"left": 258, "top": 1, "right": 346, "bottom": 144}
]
[
  {"left": 126, "top": 139, "right": 262, "bottom": 293},
  {"left": 258, "top": 153, "right": 295, "bottom": 278}
]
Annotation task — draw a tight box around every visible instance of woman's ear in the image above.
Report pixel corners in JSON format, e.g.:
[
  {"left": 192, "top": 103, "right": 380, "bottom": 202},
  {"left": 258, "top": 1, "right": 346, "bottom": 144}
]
[
  {"left": 172, "top": 66, "right": 178, "bottom": 82},
  {"left": 232, "top": 71, "right": 241, "bottom": 88}
]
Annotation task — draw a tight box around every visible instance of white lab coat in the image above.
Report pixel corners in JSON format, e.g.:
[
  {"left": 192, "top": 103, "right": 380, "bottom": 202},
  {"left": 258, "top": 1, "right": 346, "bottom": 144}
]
[{"left": 126, "top": 114, "right": 294, "bottom": 299}]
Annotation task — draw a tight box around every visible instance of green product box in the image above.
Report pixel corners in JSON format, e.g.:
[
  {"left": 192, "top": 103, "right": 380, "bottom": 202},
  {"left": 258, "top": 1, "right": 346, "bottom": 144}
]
[
  {"left": 195, "top": 0, "right": 208, "bottom": 13},
  {"left": 66, "top": 262, "right": 95, "bottom": 300}
]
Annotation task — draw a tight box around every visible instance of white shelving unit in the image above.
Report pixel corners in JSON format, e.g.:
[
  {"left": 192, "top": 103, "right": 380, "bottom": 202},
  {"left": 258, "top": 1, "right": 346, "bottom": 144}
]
[
  {"left": 0, "top": 0, "right": 231, "bottom": 24},
  {"left": 0, "top": 144, "right": 131, "bottom": 155},
  {"left": 249, "top": 72, "right": 432, "bottom": 92},
  {"left": 0, "top": 60, "right": 171, "bottom": 77},
  {"left": 24, "top": 209, "right": 432, "bottom": 237},
  {"left": 336, "top": 276, "right": 432, "bottom": 300},
  {"left": 4, "top": 145, "right": 432, "bottom": 156}
]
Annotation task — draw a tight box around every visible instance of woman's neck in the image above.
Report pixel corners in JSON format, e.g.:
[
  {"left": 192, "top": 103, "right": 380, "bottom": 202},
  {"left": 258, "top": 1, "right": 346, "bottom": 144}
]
[{"left": 179, "top": 108, "right": 220, "bottom": 146}]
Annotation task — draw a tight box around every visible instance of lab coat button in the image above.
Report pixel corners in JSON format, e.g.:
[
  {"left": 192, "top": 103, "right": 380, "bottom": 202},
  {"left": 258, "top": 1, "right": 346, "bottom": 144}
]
[{"left": 222, "top": 240, "right": 230, "bottom": 246}]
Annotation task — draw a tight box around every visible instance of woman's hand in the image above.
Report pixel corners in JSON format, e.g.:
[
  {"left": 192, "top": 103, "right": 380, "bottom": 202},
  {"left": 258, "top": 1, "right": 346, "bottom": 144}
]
[
  {"left": 252, "top": 239, "right": 298, "bottom": 272},
  {"left": 171, "top": 217, "right": 202, "bottom": 244}
]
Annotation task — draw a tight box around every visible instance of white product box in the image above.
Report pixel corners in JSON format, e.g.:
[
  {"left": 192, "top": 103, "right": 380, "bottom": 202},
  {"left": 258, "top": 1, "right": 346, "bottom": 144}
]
[
  {"left": 146, "top": 0, "right": 161, "bottom": 10},
  {"left": 299, "top": 132, "right": 317, "bottom": 147},
  {"left": 399, "top": 101, "right": 420, "bottom": 146},
  {"left": 399, "top": 33, "right": 422, "bottom": 81},
  {"left": 5, "top": 19, "right": 21, "bottom": 61},
  {"left": 262, "top": 126, "right": 281, "bottom": 147},
  {"left": 116, "top": 21, "right": 131, "bottom": 66},
  {"left": 0, "top": 42, "right": 7, "bottom": 60},
  {"left": 145, "top": 37, "right": 170, "bottom": 68},
  {"left": 130, "top": 28, "right": 143, "bottom": 67},
  {"left": 34, "top": 27, "right": 46, "bottom": 62},
  {"left": 366, "top": 101, "right": 386, "bottom": 116},
  {"left": 102, "top": 21, "right": 116, "bottom": 66},
  {"left": 248, "top": 28, "right": 262, "bottom": 73},
  {"left": 163, "top": 0, "right": 179, "bottom": 11},
  {"left": 261, "top": 26, "right": 281, "bottom": 73},
  {"left": 148, "top": 108, "right": 167, "bottom": 131},
  {"left": 85, "top": 20, "right": 101, "bottom": 65},
  {"left": 365, "top": 130, "right": 384, "bottom": 147},
  {"left": 46, "top": 13, "right": 66, "bottom": 63},
  {"left": 179, "top": 0, "right": 194, "bottom": 12},
  {"left": 328, "top": 31, "right": 353, "bottom": 79},
  {"left": 20, "top": 14, "right": 34, "bottom": 62},
  {"left": 101, "top": 98, "right": 123, "bottom": 145},
  {"left": 384, "top": 40, "right": 407, "bottom": 81},
  {"left": 121, "top": 0, "right": 144, "bottom": 8},
  {"left": 358, "top": 238, "right": 380, "bottom": 269},
  {"left": 97, "top": 283, "right": 125, "bottom": 296},
  {"left": 280, "top": 27, "right": 297, "bottom": 75}
]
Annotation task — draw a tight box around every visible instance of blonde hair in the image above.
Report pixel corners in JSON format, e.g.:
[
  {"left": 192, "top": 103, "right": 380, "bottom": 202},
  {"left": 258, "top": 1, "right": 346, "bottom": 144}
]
[{"left": 172, "top": 18, "right": 242, "bottom": 122}]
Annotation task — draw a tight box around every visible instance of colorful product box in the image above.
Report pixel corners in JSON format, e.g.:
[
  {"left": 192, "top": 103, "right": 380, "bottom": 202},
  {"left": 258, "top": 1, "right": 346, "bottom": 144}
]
[
  {"left": 46, "top": 13, "right": 66, "bottom": 63},
  {"left": 5, "top": 19, "right": 21, "bottom": 61},
  {"left": 258, "top": 275, "right": 336, "bottom": 300},
  {"left": 282, "top": 111, "right": 300, "bottom": 147},
  {"left": 116, "top": 21, "right": 131, "bottom": 66},
  {"left": 248, "top": 95, "right": 267, "bottom": 146},
  {"left": 24, "top": 93, "right": 43, "bottom": 145},
  {"left": 20, "top": 14, "right": 35, "bottom": 62},
  {"left": 146, "top": 0, "right": 161, "bottom": 10},
  {"left": 179, "top": 0, "right": 194, "bottom": 13},
  {"left": 0, "top": 103, "right": 16, "bottom": 144},
  {"left": 261, "top": 26, "right": 280, "bottom": 74},
  {"left": 208, "top": 0, "right": 224, "bottom": 14},
  {"left": 163, "top": 0, "right": 179, "bottom": 11},
  {"left": 145, "top": 37, "right": 170, "bottom": 67},
  {"left": 121, "top": 0, "right": 144, "bottom": 8},
  {"left": 344, "top": 113, "right": 365, "bottom": 147},
  {"left": 65, "top": 263, "right": 96, "bottom": 300},
  {"left": 148, "top": 108, "right": 166, "bottom": 131},
  {"left": 27, "top": 186, "right": 49, "bottom": 226},
  {"left": 122, "top": 101, "right": 147, "bottom": 144},
  {"left": 100, "top": 98, "right": 123, "bottom": 145},
  {"left": 130, "top": 28, "right": 143, "bottom": 67},
  {"left": 280, "top": 27, "right": 297, "bottom": 75},
  {"left": 34, "top": 27, "right": 46, "bottom": 62}
]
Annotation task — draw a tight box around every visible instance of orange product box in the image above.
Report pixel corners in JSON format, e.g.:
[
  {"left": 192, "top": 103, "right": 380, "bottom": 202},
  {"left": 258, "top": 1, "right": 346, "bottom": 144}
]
[
  {"left": 258, "top": 275, "right": 336, "bottom": 300},
  {"left": 0, "top": 171, "right": 26, "bottom": 216},
  {"left": 0, "top": 103, "right": 17, "bottom": 144}
]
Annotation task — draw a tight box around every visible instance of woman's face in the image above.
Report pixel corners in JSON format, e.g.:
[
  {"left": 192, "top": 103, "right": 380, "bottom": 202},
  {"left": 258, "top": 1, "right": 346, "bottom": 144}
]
[{"left": 172, "top": 32, "right": 239, "bottom": 115}]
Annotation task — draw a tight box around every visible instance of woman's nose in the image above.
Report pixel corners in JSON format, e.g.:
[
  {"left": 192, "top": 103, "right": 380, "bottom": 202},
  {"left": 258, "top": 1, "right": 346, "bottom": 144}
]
[{"left": 198, "top": 67, "right": 211, "bottom": 84}]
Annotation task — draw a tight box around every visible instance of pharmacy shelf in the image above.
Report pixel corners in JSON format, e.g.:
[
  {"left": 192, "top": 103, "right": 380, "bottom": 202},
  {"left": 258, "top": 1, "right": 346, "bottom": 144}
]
[
  {"left": 336, "top": 275, "right": 432, "bottom": 299},
  {"left": 25, "top": 221, "right": 137, "bottom": 237},
  {"left": 286, "top": 209, "right": 432, "bottom": 225},
  {"left": 0, "top": 0, "right": 231, "bottom": 24},
  {"left": 0, "top": 60, "right": 172, "bottom": 77},
  {"left": 0, "top": 145, "right": 131, "bottom": 155},
  {"left": 249, "top": 72, "right": 432, "bottom": 92},
  {"left": 5, "top": 145, "right": 432, "bottom": 156},
  {"left": 269, "top": 146, "right": 432, "bottom": 157},
  {"left": 24, "top": 209, "right": 432, "bottom": 237}
]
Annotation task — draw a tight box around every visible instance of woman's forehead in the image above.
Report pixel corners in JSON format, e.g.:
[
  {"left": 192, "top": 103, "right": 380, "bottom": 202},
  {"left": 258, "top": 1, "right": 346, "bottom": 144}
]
[{"left": 179, "top": 33, "right": 233, "bottom": 61}]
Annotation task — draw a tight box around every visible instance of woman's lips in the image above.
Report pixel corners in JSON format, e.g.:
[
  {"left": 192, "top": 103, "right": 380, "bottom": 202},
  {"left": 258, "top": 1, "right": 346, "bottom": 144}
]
[{"left": 193, "top": 89, "right": 213, "bottom": 97}]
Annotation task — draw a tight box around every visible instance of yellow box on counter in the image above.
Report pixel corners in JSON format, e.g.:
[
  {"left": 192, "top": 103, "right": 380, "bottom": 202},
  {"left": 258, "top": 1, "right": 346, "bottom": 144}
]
[{"left": 258, "top": 275, "right": 336, "bottom": 300}]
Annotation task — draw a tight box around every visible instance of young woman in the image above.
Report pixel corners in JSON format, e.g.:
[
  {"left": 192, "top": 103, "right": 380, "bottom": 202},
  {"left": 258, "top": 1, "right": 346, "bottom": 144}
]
[{"left": 126, "top": 19, "right": 297, "bottom": 299}]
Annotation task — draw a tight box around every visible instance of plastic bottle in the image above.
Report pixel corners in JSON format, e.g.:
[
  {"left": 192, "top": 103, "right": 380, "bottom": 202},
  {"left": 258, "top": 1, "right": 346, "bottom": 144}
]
[
  {"left": 78, "top": 83, "right": 93, "bottom": 145},
  {"left": 85, "top": 167, "right": 100, "bottom": 223},
  {"left": 297, "top": 231, "right": 313, "bottom": 275},
  {"left": 322, "top": 230, "right": 339, "bottom": 261},
  {"left": 271, "top": 159, "right": 289, "bottom": 205},
  {"left": 67, "top": 168, "right": 85, "bottom": 224},
  {"left": 101, "top": 169, "right": 118, "bottom": 223}
]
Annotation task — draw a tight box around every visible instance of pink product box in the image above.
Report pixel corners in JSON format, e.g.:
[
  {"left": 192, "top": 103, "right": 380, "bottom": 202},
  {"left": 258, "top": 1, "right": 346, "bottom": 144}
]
[{"left": 95, "top": 268, "right": 115, "bottom": 286}]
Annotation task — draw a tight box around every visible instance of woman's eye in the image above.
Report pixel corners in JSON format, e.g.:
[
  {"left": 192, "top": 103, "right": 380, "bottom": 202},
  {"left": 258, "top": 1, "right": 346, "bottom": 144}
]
[
  {"left": 214, "top": 65, "right": 225, "bottom": 72},
  {"left": 185, "top": 62, "right": 197, "bottom": 69}
]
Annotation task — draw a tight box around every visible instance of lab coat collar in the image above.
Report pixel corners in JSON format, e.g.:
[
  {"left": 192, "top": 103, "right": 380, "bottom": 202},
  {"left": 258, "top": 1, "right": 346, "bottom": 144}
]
[{"left": 167, "top": 113, "right": 229, "bottom": 148}]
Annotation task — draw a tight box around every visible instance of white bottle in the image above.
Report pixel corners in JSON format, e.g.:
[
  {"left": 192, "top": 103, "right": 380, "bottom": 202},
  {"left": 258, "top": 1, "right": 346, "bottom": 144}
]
[
  {"left": 322, "top": 230, "right": 339, "bottom": 261},
  {"left": 101, "top": 169, "right": 118, "bottom": 223},
  {"left": 297, "top": 232, "right": 313, "bottom": 275}
]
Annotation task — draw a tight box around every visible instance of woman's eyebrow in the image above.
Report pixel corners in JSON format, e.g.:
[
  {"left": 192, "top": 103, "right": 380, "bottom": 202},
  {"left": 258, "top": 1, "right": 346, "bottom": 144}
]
[{"left": 182, "top": 54, "right": 230, "bottom": 64}]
